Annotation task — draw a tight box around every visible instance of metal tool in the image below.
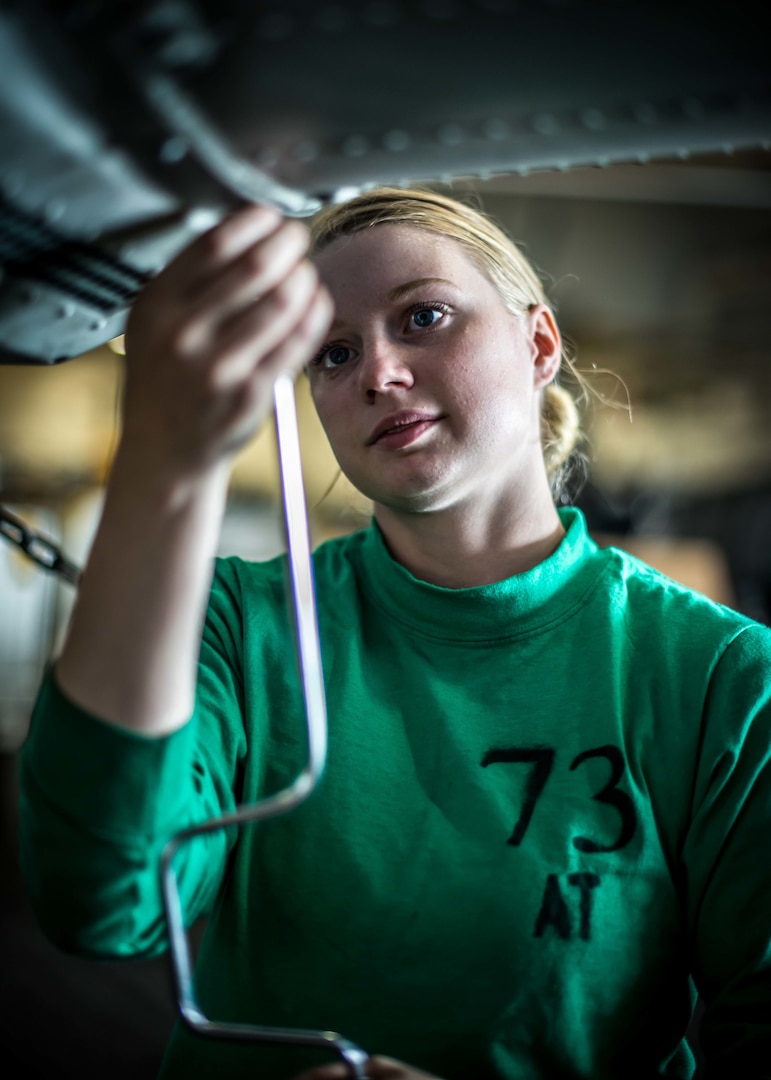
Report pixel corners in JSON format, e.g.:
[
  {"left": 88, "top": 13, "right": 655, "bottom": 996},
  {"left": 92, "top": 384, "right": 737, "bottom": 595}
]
[
  {"left": 0, "top": 387, "right": 370, "bottom": 1074},
  {"left": 159, "top": 374, "right": 370, "bottom": 1078}
]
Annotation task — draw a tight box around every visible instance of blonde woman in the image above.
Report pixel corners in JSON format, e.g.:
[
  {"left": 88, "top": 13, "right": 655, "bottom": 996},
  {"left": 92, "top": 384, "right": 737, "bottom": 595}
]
[{"left": 21, "top": 190, "right": 771, "bottom": 1079}]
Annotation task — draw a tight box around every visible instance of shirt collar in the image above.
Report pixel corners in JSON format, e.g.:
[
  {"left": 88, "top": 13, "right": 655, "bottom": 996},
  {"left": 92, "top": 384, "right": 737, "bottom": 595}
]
[{"left": 354, "top": 507, "right": 607, "bottom": 642}]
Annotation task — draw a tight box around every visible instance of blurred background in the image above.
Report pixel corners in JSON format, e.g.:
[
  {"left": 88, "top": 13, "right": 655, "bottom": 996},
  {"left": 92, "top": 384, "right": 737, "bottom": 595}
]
[{"left": 1, "top": 148, "right": 770, "bottom": 1075}]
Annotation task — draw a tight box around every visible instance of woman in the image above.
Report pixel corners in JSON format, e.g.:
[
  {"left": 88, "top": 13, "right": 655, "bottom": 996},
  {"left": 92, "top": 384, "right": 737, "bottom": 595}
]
[{"left": 20, "top": 190, "right": 771, "bottom": 1079}]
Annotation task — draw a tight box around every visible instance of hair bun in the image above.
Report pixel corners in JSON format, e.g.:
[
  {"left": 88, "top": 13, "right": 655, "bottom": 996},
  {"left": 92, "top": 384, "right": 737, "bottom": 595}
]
[{"left": 542, "top": 383, "right": 580, "bottom": 477}]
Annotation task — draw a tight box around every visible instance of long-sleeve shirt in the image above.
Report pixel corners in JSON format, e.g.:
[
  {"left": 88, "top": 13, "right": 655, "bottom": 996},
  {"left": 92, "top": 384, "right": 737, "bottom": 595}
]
[{"left": 19, "top": 508, "right": 771, "bottom": 1078}]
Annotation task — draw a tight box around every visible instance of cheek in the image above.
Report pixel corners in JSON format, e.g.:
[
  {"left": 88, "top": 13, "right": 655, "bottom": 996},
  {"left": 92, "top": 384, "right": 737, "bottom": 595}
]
[
  {"left": 310, "top": 388, "right": 351, "bottom": 453},
  {"left": 451, "top": 353, "right": 522, "bottom": 415},
  {"left": 462, "top": 363, "right": 536, "bottom": 442}
]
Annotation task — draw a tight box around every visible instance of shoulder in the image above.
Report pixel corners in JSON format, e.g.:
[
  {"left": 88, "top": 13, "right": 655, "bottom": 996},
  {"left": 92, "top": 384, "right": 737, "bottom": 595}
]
[{"left": 590, "top": 538, "right": 766, "bottom": 656}]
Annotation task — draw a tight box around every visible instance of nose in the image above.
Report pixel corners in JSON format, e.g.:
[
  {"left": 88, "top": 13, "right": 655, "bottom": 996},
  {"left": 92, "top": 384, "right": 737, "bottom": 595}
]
[{"left": 358, "top": 335, "right": 414, "bottom": 400}]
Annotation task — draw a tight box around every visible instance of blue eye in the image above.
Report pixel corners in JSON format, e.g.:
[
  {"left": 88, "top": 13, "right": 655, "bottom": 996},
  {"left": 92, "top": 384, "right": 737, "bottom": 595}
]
[
  {"left": 311, "top": 343, "right": 353, "bottom": 370},
  {"left": 326, "top": 345, "right": 351, "bottom": 367},
  {"left": 411, "top": 308, "right": 442, "bottom": 329}
]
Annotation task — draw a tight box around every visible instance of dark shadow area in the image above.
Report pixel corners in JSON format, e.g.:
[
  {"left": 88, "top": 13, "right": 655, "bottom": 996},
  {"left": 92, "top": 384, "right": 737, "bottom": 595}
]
[
  {"left": 578, "top": 479, "right": 771, "bottom": 627},
  {"left": 0, "top": 753, "right": 176, "bottom": 1079}
]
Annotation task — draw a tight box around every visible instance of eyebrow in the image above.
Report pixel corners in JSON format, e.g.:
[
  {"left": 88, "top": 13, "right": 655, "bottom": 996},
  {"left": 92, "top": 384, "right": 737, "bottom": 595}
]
[
  {"left": 326, "top": 277, "right": 459, "bottom": 333},
  {"left": 386, "top": 277, "right": 457, "bottom": 303}
]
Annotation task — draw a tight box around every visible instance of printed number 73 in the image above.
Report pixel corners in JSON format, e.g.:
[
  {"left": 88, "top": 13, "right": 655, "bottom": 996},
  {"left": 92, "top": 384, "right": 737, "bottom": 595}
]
[{"left": 480, "top": 745, "right": 638, "bottom": 853}]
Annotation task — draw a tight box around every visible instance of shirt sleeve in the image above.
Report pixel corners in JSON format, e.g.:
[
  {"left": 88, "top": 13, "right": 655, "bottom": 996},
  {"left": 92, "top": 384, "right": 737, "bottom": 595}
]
[
  {"left": 682, "top": 622, "right": 771, "bottom": 1074},
  {"left": 18, "top": 557, "right": 248, "bottom": 960}
]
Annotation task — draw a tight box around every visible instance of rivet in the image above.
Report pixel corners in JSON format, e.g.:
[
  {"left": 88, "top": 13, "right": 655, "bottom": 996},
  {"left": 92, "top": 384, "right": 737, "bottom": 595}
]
[
  {"left": 421, "top": 0, "right": 459, "bottom": 19},
  {"left": 363, "top": 2, "right": 400, "bottom": 27},
  {"left": 483, "top": 118, "right": 509, "bottom": 141},
  {"left": 438, "top": 123, "right": 464, "bottom": 145},
  {"left": 329, "top": 186, "right": 363, "bottom": 204},
  {"left": 314, "top": 6, "right": 350, "bottom": 33},
  {"left": 18, "top": 288, "right": 36, "bottom": 305},
  {"left": 44, "top": 199, "right": 66, "bottom": 224},
  {"left": 259, "top": 12, "right": 294, "bottom": 40},
  {"left": 160, "top": 136, "right": 188, "bottom": 163},
  {"left": 89, "top": 317, "right": 108, "bottom": 331},
  {"left": 531, "top": 113, "right": 559, "bottom": 135},
  {"left": 579, "top": 108, "right": 606, "bottom": 130},
  {"left": 634, "top": 102, "right": 658, "bottom": 125},
  {"left": 383, "top": 129, "right": 410, "bottom": 152},
  {"left": 342, "top": 135, "right": 370, "bottom": 157},
  {"left": 294, "top": 140, "right": 319, "bottom": 163},
  {"left": 56, "top": 301, "right": 75, "bottom": 319},
  {"left": 185, "top": 207, "right": 220, "bottom": 232}
]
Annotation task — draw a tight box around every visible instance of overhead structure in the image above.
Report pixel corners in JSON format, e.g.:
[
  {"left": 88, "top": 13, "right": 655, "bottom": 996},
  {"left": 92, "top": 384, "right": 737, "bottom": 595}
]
[{"left": 1, "top": 0, "right": 769, "bottom": 365}]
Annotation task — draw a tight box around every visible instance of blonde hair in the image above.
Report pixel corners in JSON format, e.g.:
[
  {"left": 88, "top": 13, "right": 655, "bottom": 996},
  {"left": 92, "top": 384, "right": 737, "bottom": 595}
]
[{"left": 310, "top": 187, "right": 587, "bottom": 501}]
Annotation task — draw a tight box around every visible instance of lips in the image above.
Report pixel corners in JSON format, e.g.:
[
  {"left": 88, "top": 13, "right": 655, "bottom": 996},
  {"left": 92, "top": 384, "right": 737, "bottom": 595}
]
[{"left": 368, "top": 411, "right": 442, "bottom": 446}]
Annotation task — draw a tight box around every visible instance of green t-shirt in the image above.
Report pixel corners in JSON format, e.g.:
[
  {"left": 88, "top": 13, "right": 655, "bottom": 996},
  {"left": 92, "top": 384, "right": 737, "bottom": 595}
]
[{"left": 20, "top": 508, "right": 771, "bottom": 1078}]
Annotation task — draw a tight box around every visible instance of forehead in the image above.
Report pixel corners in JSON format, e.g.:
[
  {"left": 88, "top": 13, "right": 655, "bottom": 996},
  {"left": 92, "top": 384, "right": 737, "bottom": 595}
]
[{"left": 313, "top": 223, "right": 492, "bottom": 299}]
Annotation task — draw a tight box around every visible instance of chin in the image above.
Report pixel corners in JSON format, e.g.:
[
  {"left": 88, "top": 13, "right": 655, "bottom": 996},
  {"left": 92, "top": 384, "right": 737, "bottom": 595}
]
[
  {"left": 370, "top": 478, "right": 465, "bottom": 516},
  {"left": 344, "top": 457, "right": 465, "bottom": 514}
]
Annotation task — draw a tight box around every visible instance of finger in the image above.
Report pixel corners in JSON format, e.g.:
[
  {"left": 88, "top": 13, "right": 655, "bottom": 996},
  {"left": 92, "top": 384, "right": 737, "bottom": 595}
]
[
  {"left": 169, "top": 222, "right": 312, "bottom": 359},
  {"left": 291, "top": 1066, "right": 350, "bottom": 1080},
  {"left": 223, "top": 287, "right": 332, "bottom": 436},
  {"left": 289, "top": 1057, "right": 387, "bottom": 1080},
  {"left": 126, "top": 286, "right": 331, "bottom": 464},
  {"left": 365, "top": 1057, "right": 441, "bottom": 1079},
  {"left": 157, "top": 203, "right": 283, "bottom": 295},
  {"left": 211, "top": 261, "right": 321, "bottom": 386},
  {"left": 188, "top": 216, "right": 310, "bottom": 312},
  {"left": 362, "top": 1058, "right": 410, "bottom": 1079},
  {"left": 232, "top": 285, "right": 333, "bottom": 401},
  {"left": 289, "top": 1055, "right": 439, "bottom": 1080}
]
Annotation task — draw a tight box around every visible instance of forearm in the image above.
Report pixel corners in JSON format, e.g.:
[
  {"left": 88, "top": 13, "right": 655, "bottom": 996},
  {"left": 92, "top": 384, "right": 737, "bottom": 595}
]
[
  {"left": 21, "top": 204, "right": 330, "bottom": 961},
  {"left": 20, "top": 671, "right": 232, "bottom": 956},
  {"left": 56, "top": 444, "right": 230, "bottom": 736}
]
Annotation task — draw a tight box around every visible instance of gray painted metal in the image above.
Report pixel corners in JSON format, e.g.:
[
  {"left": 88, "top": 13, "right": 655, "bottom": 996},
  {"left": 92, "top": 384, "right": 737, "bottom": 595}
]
[{"left": 1, "top": 0, "right": 768, "bottom": 364}]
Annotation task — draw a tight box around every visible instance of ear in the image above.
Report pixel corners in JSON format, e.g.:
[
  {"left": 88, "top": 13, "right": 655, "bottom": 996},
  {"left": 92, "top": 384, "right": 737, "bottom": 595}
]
[{"left": 526, "top": 303, "right": 562, "bottom": 389}]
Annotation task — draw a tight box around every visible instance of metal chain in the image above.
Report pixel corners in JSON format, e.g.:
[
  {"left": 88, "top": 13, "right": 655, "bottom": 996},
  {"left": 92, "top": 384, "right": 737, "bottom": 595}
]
[{"left": 0, "top": 505, "right": 82, "bottom": 586}]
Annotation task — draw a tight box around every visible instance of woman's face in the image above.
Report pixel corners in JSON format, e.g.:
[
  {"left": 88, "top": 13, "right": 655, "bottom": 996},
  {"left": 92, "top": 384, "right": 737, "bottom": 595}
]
[{"left": 309, "top": 224, "right": 560, "bottom": 516}]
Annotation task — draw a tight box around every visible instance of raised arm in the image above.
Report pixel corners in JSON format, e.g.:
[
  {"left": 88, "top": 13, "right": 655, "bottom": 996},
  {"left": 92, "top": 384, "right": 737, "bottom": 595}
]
[
  {"left": 19, "top": 205, "right": 332, "bottom": 956},
  {"left": 56, "top": 204, "right": 332, "bottom": 737}
]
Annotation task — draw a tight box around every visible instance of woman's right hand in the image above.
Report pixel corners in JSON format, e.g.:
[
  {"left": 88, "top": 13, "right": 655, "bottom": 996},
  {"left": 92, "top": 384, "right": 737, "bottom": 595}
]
[
  {"left": 121, "top": 203, "right": 333, "bottom": 482},
  {"left": 54, "top": 205, "right": 332, "bottom": 733}
]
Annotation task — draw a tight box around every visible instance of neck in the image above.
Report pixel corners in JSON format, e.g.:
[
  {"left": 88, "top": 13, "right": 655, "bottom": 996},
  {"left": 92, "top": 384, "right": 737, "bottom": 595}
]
[{"left": 373, "top": 483, "right": 565, "bottom": 589}]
